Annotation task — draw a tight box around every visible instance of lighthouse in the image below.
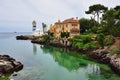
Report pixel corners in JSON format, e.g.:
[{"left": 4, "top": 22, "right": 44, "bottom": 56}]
[
  {"left": 32, "top": 20, "right": 41, "bottom": 36},
  {"left": 32, "top": 20, "right": 36, "bottom": 31}
]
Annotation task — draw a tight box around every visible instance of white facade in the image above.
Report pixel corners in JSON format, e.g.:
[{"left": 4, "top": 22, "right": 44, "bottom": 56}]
[{"left": 32, "top": 29, "right": 42, "bottom": 36}]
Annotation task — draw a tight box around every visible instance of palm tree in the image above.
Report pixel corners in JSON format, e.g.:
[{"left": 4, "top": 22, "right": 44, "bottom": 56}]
[{"left": 42, "top": 22, "right": 47, "bottom": 34}]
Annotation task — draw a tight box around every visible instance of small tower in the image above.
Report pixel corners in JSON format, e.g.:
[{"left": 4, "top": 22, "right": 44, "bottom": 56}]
[{"left": 32, "top": 20, "right": 37, "bottom": 31}]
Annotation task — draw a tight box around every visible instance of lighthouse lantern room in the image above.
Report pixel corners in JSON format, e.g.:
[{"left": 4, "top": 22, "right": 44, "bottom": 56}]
[{"left": 32, "top": 20, "right": 36, "bottom": 31}]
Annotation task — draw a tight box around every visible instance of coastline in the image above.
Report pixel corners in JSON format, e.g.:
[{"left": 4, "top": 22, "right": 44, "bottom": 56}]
[{"left": 16, "top": 35, "right": 120, "bottom": 75}]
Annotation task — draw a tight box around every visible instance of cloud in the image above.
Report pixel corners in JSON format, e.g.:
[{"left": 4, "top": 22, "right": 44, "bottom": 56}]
[{"left": 0, "top": 0, "right": 120, "bottom": 32}]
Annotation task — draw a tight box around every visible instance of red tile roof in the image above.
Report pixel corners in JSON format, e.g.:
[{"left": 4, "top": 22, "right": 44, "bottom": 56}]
[{"left": 62, "top": 18, "right": 78, "bottom": 23}]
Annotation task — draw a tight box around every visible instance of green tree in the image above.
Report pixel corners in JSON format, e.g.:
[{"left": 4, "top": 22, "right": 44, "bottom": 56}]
[
  {"left": 85, "top": 4, "right": 108, "bottom": 23},
  {"left": 47, "top": 30, "right": 54, "bottom": 37},
  {"left": 101, "top": 6, "right": 120, "bottom": 36},
  {"left": 114, "top": 5, "right": 120, "bottom": 20},
  {"left": 79, "top": 18, "right": 94, "bottom": 33},
  {"left": 42, "top": 22, "right": 47, "bottom": 34}
]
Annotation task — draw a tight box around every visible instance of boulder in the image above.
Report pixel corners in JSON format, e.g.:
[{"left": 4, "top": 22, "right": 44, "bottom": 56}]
[{"left": 0, "top": 55, "right": 23, "bottom": 77}]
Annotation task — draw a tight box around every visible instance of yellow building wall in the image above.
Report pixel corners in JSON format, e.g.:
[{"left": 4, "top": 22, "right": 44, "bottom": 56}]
[{"left": 50, "top": 18, "right": 80, "bottom": 38}]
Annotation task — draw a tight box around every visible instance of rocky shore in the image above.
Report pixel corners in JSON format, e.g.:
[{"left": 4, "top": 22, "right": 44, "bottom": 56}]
[
  {"left": 87, "top": 49, "right": 120, "bottom": 75},
  {"left": 16, "top": 35, "right": 39, "bottom": 40},
  {"left": 16, "top": 35, "right": 120, "bottom": 75},
  {"left": 0, "top": 55, "right": 23, "bottom": 77}
]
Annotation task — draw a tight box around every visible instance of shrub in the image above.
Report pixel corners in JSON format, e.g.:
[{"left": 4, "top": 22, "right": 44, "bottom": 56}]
[
  {"left": 75, "top": 43, "right": 84, "bottom": 49},
  {"left": 83, "top": 42, "right": 96, "bottom": 49},
  {"left": 74, "top": 35, "right": 81, "bottom": 39},
  {"left": 104, "top": 35, "right": 115, "bottom": 46},
  {"left": 70, "top": 34, "right": 97, "bottom": 49},
  {"left": 41, "top": 34, "right": 54, "bottom": 41},
  {"left": 60, "top": 32, "right": 70, "bottom": 38},
  {"left": 110, "top": 47, "right": 120, "bottom": 54},
  {"left": 97, "top": 33, "right": 105, "bottom": 48},
  {"left": 82, "top": 35, "right": 91, "bottom": 44},
  {"left": 91, "top": 26, "right": 98, "bottom": 33}
]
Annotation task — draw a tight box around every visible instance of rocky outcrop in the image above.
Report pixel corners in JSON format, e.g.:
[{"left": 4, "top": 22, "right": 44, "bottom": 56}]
[
  {"left": 87, "top": 49, "right": 120, "bottom": 75},
  {"left": 31, "top": 40, "right": 68, "bottom": 48},
  {"left": 109, "top": 54, "right": 120, "bottom": 74},
  {"left": 31, "top": 40, "right": 46, "bottom": 44},
  {"left": 87, "top": 49, "right": 110, "bottom": 64},
  {"left": 0, "top": 55, "right": 23, "bottom": 77},
  {"left": 16, "top": 35, "right": 39, "bottom": 40}
]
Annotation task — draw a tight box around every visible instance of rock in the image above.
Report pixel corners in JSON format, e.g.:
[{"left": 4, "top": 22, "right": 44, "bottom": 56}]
[
  {"left": 12, "top": 73, "right": 17, "bottom": 77},
  {"left": 109, "top": 54, "right": 120, "bottom": 75},
  {"left": 87, "top": 49, "right": 120, "bottom": 75},
  {"left": 0, "top": 55, "right": 23, "bottom": 77},
  {"left": 16, "top": 35, "right": 39, "bottom": 40},
  {"left": 16, "top": 35, "right": 29, "bottom": 40}
]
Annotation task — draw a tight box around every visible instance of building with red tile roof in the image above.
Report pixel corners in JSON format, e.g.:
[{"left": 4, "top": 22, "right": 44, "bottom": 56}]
[{"left": 50, "top": 17, "right": 80, "bottom": 38}]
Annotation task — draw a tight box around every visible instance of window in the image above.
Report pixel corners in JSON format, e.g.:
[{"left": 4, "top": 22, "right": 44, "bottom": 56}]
[{"left": 72, "top": 24, "right": 78, "bottom": 26}]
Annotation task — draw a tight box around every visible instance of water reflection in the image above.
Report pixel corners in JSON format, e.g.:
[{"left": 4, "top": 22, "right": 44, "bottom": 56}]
[
  {"left": 40, "top": 45, "right": 91, "bottom": 71},
  {"left": 40, "top": 45, "right": 120, "bottom": 80},
  {"left": 86, "top": 64, "right": 100, "bottom": 74},
  {"left": 86, "top": 64, "right": 101, "bottom": 80},
  {"left": 33, "top": 44, "right": 37, "bottom": 55},
  {"left": 9, "top": 44, "right": 120, "bottom": 80}
]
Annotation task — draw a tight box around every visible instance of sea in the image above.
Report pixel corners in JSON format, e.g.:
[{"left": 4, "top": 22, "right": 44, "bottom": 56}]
[{"left": 0, "top": 32, "right": 120, "bottom": 80}]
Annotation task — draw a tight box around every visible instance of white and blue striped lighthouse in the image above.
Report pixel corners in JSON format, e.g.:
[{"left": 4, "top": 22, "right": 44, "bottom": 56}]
[{"left": 32, "top": 20, "right": 36, "bottom": 31}]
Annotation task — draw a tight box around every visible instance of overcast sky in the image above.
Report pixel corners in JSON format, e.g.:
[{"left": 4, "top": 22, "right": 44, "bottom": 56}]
[{"left": 0, "top": 0, "right": 120, "bottom": 32}]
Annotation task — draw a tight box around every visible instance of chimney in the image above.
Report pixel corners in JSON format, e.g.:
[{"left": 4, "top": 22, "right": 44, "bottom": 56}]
[{"left": 76, "top": 17, "right": 78, "bottom": 20}]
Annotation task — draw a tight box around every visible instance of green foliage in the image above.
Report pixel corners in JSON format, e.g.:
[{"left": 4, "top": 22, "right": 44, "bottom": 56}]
[
  {"left": 69, "top": 34, "right": 97, "bottom": 49},
  {"left": 83, "top": 42, "right": 97, "bottom": 49},
  {"left": 73, "top": 35, "right": 81, "bottom": 39},
  {"left": 41, "top": 35, "right": 48, "bottom": 41},
  {"left": 41, "top": 33, "right": 54, "bottom": 41},
  {"left": 90, "top": 26, "right": 98, "bottom": 33},
  {"left": 79, "top": 18, "right": 95, "bottom": 33},
  {"left": 85, "top": 4, "right": 108, "bottom": 22},
  {"left": 101, "top": 6, "right": 120, "bottom": 36},
  {"left": 0, "top": 73, "right": 12, "bottom": 80},
  {"left": 109, "top": 26, "right": 120, "bottom": 37},
  {"left": 61, "top": 32, "right": 70, "bottom": 38},
  {"left": 82, "top": 35, "right": 91, "bottom": 44},
  {"left": 102, "top": 9, "right": 115, "bottom": 30},
  {"left": 110, "top": 47, "right": 120, "bottom": 54},
  {"left": 97, "top": 33, "right": 105, "bottom": 48},
  {"left": 66, "top": 32, "right": 70, "bottom": 38},
  {"left": 114, "top": 6, "right": 120, "bottom": 20},
  {"left": 79, "top": 18, "right": 100, "bottom": 33},
  {"left": 75, "top": 43, "right": 84, "bottom": 48},
  {"left": 47, "top": 30, "right": 54, "bottom": 37},
  {"left": 84, "top": 5, "right": 120, "bottom": 37},
  {"left": 104, "top": 35, "right": 115, "bottom": 46},
  {"left": 89, "top": 26, "right": 104, "bottom": 34}
]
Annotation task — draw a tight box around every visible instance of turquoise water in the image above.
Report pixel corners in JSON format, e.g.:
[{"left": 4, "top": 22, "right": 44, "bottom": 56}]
[{"left": 0, "top": 33, "right": 120, "bottom": 80}]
